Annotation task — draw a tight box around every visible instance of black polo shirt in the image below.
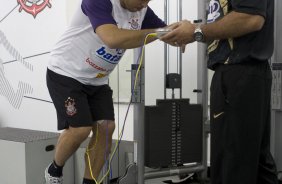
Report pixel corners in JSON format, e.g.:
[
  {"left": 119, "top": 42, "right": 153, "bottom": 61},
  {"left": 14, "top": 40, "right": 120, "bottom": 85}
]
[{"left": 207, "top": 0, "right": 274, "bottom": 70}]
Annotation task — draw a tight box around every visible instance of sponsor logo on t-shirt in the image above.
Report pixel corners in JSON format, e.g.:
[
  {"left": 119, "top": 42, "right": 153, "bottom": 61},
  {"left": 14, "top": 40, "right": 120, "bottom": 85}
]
[
  {"left": 96, "top": 47, "right": 125, "bottom": 64},
  {"left": 86, "top": 58, "right": 108, "bottom": 72},
  {"left": 96, "top": 73, "right": 107, "bottom": 78}
]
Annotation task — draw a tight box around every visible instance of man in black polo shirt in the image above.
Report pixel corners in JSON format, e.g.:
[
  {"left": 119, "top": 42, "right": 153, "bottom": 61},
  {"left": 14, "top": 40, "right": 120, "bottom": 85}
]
[{"left": 161, "top": 0, "right": 278, "bottom": 184}]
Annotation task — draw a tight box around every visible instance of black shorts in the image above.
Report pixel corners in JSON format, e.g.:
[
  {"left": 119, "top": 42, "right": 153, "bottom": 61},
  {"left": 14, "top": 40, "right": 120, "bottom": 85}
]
[{"left": 46, "top": 68, "right": 115, "bottom": 130}]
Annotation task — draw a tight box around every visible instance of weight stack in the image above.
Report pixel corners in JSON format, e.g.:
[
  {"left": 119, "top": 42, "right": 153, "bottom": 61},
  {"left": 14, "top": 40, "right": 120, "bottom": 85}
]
[{"left": 145, "top": 99, "right": 203, "bottom": 168}]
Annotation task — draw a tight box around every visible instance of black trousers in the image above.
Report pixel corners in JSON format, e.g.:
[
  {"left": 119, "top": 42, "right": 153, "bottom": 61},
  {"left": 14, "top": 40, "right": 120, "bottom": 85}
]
[{"left": 210, "top": 61, "right": 278, "bottom": 184}]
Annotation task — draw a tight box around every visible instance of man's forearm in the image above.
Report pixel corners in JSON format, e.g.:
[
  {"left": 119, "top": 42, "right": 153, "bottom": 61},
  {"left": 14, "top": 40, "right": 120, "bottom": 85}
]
[
  {"left": 96, "top": 24, "right": 157, "bottom": 49},
  {"left": 111, "top": 28, "right": 157, "bottom": 49},
  {"left": 202, "top": 11, "right": 265, "bottom": 41}
]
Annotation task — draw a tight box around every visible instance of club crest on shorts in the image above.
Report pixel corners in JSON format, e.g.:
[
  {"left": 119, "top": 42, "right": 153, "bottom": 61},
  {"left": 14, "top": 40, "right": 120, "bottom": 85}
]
[
  {"left": 17, "top": 0, "right": 52, "bottom": 18},
  {"left": 65, "top": 97, "right": 77, "bottom": 116}
]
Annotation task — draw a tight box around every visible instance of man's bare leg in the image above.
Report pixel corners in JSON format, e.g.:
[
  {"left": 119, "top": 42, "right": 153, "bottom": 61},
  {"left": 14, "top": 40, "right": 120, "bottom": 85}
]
[
  {"left": 84, "top": 120, "right": 115, "bottom": 181},
  {"left": 54, "top": 126, "right": 93, "bottom": 166}
]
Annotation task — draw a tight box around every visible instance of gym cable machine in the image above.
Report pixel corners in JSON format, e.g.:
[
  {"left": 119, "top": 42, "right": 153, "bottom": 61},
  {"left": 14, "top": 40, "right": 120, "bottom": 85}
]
[{"left": 116, "top": 0, "right": 210, "bottom": 183}]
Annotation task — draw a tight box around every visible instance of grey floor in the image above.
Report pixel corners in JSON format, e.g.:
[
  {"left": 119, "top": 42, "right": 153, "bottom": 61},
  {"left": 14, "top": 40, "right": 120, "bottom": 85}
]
[
  {"left": 145, "top": 176, "right": 201, "bottom": 184},
  {"left": 110, "top": 173, "right": 210, "bottom": 184}
]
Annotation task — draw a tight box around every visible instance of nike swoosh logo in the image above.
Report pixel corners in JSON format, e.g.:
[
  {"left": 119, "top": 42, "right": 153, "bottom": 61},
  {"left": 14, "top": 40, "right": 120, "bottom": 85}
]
[{"left": 213, "top": 112, "right": 224, "bottom": 119}]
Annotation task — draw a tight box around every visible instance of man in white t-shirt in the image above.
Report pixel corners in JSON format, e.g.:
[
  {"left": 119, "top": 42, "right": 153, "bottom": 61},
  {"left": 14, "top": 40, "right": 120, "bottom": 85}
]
[{"left": 45, "top": 0, "right": 166, "bottom": 183}]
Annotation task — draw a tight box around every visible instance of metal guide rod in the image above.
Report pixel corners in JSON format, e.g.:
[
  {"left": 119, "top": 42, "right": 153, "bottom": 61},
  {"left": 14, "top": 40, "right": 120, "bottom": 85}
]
[
  {"left": 133, "top": 47, "right": 145, "bottom": 184},
  {"left": 164, "top": 0, "right": 169, "bottom": 99},
  {"left": 197, "top": 0, "right": 209, "bottom": 179},
  {"left": 177, "top": 0, "right": 183, "bottom": 98}
]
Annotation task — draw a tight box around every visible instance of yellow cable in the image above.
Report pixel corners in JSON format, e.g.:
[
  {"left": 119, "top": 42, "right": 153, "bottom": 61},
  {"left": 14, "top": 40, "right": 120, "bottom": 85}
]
[
  {"left": 87, "top": 32, "right": 157, "bottom": 184},
  {"left": 133, "top": 33, "right": 156, "bottom": 90},
  {"left": 86, "top": 152, "right": 99, "bottom": 184},
  {"left": 86, "top": 123, "right": 99, "bottom": 184}
]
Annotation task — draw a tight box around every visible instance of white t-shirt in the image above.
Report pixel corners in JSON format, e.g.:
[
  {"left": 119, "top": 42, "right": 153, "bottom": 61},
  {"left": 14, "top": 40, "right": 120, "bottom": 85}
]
[{"left": 48, "top": 0, "right": 165, "bottom": 86}]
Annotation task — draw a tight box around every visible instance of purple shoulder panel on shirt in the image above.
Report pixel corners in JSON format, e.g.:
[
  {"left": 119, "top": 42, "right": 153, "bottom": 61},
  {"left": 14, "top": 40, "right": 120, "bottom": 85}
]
[
  {"left": 81, "top": 0, "right": 116, "bottom": 31},
  {"left": 141, "top": 7, "right": 167, "bottom": 29}
]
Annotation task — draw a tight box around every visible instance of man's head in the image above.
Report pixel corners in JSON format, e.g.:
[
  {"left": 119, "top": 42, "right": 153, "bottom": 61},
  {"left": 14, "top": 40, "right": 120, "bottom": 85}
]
[{"left": 120, "top": 0, "right": 150, "bottom": 12}]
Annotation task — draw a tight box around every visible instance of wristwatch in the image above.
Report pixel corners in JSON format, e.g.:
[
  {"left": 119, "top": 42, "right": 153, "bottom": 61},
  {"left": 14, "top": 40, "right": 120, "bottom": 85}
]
[{"left": 194, "top": 26, "right": 204, "bottom": 42}]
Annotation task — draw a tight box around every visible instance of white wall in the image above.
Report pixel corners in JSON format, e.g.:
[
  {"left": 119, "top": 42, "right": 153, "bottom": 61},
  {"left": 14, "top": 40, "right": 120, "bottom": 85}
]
[
  {"left": 145, "top": 0, "right": 198, "bottom": 106},
  {"left": 0, "top": 0, "right": 199, "bottom": 141},
  {"left": 0, "top": 0, "right": 67, "bottom": 132}
]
